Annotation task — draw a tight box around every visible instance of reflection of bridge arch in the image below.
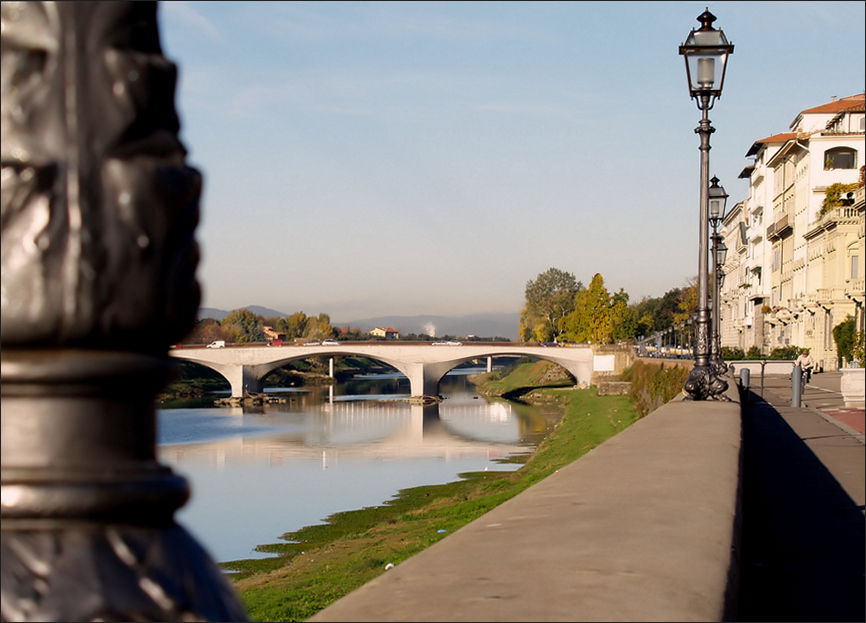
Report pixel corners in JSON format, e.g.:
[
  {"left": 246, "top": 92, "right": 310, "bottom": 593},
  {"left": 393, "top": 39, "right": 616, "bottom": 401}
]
[{"left": 170, "top": 344, "right": 627, "bottom": 398}]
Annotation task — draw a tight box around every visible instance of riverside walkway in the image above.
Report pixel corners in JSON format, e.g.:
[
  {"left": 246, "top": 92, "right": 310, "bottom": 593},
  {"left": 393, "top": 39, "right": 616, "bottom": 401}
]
[
  {"left": 737, "top": 370, "right": 864, "bottom": 622},
  {"left": 310, "top": 370, "right": 864, "bottom": 622}
]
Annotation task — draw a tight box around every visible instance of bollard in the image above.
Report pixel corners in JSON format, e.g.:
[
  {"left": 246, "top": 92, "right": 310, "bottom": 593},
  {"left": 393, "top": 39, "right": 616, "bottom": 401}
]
[
  {"left": 792, "top": 364, "right": 802, "bottom": 407},
  {"left": 740, "top": 367, "right": 750, "bottom": 404}
]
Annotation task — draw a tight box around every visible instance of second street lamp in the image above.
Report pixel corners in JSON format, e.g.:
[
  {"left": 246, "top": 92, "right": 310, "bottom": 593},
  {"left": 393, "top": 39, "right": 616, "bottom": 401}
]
[
  {"left": 714, "top": 237, "right": 728, "bottom": 367},
  {"left": 710, "top": 232, "right": 728, "bottom": 366},
  {"left": 708, "top": 176, "right": 728, "bottom": 368},
  {"left": 679, "top": 9, "right": 733, "bottom": 400}
]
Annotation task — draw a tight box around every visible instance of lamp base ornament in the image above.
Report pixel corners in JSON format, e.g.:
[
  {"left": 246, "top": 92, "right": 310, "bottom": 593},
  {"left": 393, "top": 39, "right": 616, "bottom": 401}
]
[{"left": 683, "top": 363, "right": 731, "bottom": 401}]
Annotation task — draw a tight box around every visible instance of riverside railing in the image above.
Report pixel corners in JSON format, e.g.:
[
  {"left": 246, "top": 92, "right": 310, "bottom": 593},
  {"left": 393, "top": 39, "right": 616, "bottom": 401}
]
[{"left": 726, "top": 360, "right": 796, "bottom": 400}]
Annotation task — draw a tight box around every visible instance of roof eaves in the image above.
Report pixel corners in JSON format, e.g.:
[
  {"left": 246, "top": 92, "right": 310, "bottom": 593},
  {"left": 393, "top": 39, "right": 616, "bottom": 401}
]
[
  {"left": 745, "top": 132, "right": 798, "bottom": 157},
  {"left": 799, "top": 93, "right": 865, "bottom": 116}
]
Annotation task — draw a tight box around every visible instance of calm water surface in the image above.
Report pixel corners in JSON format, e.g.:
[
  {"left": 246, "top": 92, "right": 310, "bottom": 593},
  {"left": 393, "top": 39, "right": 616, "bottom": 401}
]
[{"left": 157, "top": 368, "right": 560, "bottom": 563}]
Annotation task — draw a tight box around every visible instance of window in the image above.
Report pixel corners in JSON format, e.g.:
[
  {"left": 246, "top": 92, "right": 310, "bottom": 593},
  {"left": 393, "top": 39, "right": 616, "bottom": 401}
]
[
  {"left": 824, "top": 147, "right": 856, "bottom": 170},
  {"left": 853, "top": 255, "right": 860, "bottom": 281}
]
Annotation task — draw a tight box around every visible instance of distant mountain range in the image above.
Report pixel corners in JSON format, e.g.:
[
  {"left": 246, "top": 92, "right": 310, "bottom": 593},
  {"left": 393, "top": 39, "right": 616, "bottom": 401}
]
[{"left": 198, "top": 306, "right": 520, "bottom": 340}]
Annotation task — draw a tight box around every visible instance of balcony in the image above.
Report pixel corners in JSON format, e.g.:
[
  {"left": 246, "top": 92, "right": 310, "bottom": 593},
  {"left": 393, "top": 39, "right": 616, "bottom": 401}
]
[
  {"left": 846, "top": 278, "right": 865, "bottom": 298},
  {"left": 767, "top": 214, "right": 792, "bottom": 240}
]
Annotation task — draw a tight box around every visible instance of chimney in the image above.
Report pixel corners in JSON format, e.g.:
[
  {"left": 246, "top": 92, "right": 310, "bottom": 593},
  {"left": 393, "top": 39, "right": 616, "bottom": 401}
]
[{"left": 831, "top": 96, "right": 838, "bottom": 102}]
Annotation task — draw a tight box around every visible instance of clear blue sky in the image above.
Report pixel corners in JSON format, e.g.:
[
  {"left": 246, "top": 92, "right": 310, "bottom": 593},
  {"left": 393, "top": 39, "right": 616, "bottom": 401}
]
[{"left": 158, "top": 1, "right": 865, "bottom": 322}]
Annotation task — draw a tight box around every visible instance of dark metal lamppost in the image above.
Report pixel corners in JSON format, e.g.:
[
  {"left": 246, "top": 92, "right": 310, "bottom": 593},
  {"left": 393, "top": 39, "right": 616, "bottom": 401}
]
[
  {"left": 708, "top": 176, "right": 728, "bottom": 367},
  {"left": 679, "top": 8, "right": 733, "bottom": 400},
  {"left": 713, "top": 235, "right": 728, "bottom": 368},
  {"left": 1, "top": 3, "right": 248, "bottom": 620}
]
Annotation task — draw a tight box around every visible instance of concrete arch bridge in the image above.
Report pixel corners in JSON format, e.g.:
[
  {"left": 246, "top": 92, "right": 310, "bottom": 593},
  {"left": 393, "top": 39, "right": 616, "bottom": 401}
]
[{"left": 170, "top": 343, "right": 633, "bottom": 399}]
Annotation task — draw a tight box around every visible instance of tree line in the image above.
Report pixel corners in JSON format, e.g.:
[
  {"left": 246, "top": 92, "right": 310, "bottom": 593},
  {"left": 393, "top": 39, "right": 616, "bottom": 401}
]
[
  {"left": 519, "top": 267, "right": 865, "bottom": 366},
  {"left": 182, "top": 309, "right": 511, "bottom": 345},
  {"left": 184, "top": 309, "right": 340, "bottom": 345},
  {"left": 519, "top": 267, "right": 699, "bottom": 344}
]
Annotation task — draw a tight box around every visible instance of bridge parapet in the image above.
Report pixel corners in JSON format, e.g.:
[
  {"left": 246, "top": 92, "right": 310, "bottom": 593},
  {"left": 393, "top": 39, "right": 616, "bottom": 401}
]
[{"left": 170, "top": 343, "right": 628, "bottom": 398}]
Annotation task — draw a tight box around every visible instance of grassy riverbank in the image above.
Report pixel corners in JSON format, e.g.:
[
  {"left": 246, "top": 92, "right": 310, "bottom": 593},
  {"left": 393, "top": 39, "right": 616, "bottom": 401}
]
[{"left": 223, "top": 360, "right": 639, "bottom": 622}]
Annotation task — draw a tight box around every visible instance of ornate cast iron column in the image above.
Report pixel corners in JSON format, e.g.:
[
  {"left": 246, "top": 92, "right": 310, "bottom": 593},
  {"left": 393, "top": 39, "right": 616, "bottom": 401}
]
[
  {"left": 679, "top": 10, "right": 733, "bottom": 401},
  {"left": 1, "top": 3, "right": 248, "bottom": 621}
]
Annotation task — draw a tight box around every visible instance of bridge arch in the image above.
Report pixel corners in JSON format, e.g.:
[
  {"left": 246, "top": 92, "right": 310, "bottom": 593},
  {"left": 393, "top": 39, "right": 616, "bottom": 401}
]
[{"left": 171, "top": 349, "right": 425, "bottom": 398}]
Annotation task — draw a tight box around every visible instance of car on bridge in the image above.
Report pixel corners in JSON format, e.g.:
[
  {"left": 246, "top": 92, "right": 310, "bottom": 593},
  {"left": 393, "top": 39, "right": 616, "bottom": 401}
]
[
  {"left": 432, "top": 341, "right": 463, "bottom": 346},
  {"left": 321, "top": 339, "right": 340, "bottom": 346}
]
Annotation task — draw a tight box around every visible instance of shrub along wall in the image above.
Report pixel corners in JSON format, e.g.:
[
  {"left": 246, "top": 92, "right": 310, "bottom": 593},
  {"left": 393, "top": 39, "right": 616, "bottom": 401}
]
[{"left": 620, "top": 359, "right": 691, "bottom": 418}]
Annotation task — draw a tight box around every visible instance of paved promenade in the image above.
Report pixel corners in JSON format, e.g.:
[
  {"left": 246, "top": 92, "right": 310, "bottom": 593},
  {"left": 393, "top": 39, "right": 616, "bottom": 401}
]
[
  {"left": 310, "top": 369, "right": 864, "bottom": 622},
  {"left": 736, "top": 370, "right": 865, "bottom": 622}
]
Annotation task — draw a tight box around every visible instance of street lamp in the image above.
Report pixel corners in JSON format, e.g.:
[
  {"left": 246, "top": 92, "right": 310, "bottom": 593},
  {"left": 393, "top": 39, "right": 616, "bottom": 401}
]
[
  {"left": 713, "top": 236, "right": 728, "bottom": 368},
  {"left": 679, "top": 9, "right": 733, "bottom": 401},
  {"left": 708, "top": 176, "right": 728, "bottom": 367}
]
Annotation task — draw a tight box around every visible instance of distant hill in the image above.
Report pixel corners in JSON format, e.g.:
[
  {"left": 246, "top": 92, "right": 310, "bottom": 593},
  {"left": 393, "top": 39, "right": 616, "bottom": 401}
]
[
  {"left": 197, "top": 305, "right": 289, "bottom": 321},
  {"left": 197, "top": 307, "right": 520, "bottom": 340}
]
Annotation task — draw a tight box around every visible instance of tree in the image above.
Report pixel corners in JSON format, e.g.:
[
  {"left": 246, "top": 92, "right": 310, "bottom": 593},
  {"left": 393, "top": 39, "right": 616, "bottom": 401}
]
[
  {"left": 833, "top": 315, "right": 857, "bottom": 366},
  {"left": 610, "top": 289, "right": 636, "bottom": 341},
  {"left": 222, "top": 308, "right": 265, "bottom": 343},
  {"left": 674, "top": 276, "right": 699, "bottom": 325},
  {"left": 182, "top": 318, "right": 227, "bottom": 344},
  {"left": 520, "top": 268, "right": 581, "bottom": 342},
  {"left": 316, "top": 313, "right": 336, "bottom": 340},
  {"left": 559, "top": 273, "right": 617, "bottom": 344},
  {"left": 284, "top": 312, "right": 310, "bottom": 339},
  {"left": 585, "top": 274, "right": 613, "bottom": 343}
]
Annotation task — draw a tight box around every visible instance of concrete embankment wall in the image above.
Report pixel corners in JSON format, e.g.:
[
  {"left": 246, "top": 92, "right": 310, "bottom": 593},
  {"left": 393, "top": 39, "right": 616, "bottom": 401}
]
[{"left": 311, "top": 376, "right": 744, "bottom": 622}]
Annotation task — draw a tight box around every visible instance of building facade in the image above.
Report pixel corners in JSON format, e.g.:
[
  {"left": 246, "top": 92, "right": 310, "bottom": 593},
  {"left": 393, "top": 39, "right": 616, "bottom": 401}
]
[{"left": 720, "top": 93, "right": 865, "bottom": 368}]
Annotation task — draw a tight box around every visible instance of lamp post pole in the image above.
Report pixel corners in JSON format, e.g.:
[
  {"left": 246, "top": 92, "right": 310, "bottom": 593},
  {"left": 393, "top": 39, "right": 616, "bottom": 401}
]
[
  {"left": 708, "top": 176, "right": 729, "bottom": 367},
  {"left": 713, "top": 234, "right": 728, "bottom": 374},
  {"left": 711, "top": 231, "right": 721, "bottom": 364},
  {"left": 679, "top": 9, "right": 733, "bottom": 400}
]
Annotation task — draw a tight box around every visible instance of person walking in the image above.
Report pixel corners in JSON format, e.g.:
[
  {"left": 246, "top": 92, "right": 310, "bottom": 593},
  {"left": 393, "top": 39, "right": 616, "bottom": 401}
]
[{"left": 796, "top": 349, "right": 815, "bottom": 384}]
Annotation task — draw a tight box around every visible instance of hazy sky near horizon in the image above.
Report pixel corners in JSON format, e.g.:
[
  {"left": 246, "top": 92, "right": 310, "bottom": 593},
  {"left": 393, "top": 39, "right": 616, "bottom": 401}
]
[{"left": 159, "top": 1, "right": 865, "bottom": 322}]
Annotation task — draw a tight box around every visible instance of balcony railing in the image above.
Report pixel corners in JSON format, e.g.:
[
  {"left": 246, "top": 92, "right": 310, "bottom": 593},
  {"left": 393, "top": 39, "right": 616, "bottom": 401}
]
[{"left": 819, "top": 206, "right": 861, "bottom": 224}]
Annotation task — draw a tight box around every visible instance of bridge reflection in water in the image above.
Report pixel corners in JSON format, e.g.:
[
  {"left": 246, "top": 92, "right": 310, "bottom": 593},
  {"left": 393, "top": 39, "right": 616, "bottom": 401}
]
[
  {"left": 159, "top": 400, "right": 531, "bottom": 467},
  {"left": 157, "top": 394, "right": 543, "bottom": 562}
]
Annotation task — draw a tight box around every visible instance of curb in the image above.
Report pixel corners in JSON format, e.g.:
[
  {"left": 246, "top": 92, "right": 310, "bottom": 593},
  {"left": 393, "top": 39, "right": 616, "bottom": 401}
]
[{"left": 806, "top": 404, "right": 866, "bottom": 445}]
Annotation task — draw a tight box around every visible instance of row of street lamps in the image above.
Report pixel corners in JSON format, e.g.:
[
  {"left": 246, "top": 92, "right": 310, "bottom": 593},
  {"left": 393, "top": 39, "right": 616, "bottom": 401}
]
[{"left": 679, "top": 9, "right": 733, "bottom": 401}]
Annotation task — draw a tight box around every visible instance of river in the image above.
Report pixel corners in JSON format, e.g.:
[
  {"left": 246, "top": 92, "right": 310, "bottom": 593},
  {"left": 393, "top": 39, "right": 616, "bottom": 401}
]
[{"left": 157, "top": 367, "right": 561, "bottom": 563}]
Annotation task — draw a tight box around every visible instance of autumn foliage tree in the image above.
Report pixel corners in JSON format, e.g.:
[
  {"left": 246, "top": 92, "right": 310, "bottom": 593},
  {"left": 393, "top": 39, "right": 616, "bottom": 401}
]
[{"left": 559, "top": 273, "right": 624, "bottom": 344}]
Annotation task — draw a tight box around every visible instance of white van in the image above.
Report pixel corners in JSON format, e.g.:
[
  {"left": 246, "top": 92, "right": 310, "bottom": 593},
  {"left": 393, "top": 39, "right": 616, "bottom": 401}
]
[{"left": 206, "top": 340, "right": 226, "bottom": 348}]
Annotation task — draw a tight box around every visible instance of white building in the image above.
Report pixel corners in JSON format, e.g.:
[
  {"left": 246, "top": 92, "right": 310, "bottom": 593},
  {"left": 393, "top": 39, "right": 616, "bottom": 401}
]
[{"left": 720, "top": 93, "right": 865, "bottom": 368}]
